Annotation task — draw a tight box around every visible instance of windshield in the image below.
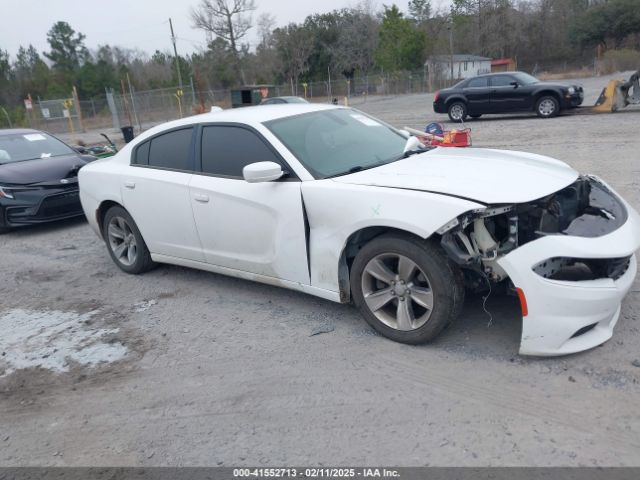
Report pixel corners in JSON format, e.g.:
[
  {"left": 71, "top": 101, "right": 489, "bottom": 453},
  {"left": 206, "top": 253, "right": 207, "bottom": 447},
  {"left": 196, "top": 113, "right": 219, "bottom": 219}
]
[
  {"left": 513, "top": 72, "right": 539, "bottom": 85},
  {"left": 0, "top": 132, "right": 74, "bottom": 164},
  {"left": 265, "top": 109, "right": 407, "bottom": 179}
]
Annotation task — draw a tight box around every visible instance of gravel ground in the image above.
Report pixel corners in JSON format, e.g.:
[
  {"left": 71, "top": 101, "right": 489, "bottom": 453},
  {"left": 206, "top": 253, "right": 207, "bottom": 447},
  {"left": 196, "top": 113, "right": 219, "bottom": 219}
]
[{"left": 1, "top": 72, "right": 640, "bottom": 467}]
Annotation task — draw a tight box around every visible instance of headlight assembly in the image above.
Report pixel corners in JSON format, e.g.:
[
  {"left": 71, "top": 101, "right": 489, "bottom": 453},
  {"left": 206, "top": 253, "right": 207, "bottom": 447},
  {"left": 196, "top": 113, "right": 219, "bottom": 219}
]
[{"left": 0, "top": 186, "right": 14, "bottom": 199}]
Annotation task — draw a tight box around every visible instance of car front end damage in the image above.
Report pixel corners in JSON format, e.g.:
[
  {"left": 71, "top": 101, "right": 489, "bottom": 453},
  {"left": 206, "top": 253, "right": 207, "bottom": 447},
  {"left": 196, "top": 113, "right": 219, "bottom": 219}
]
[{"left": 436, "top": 175, "right": 640, "bottom": 356}]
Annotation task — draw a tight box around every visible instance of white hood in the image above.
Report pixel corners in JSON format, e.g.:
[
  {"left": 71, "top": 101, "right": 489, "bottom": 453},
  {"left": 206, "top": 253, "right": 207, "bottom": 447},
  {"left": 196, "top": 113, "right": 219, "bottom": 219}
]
[{"left": 332, "top": 147, "right": 579, "bottom": 204}]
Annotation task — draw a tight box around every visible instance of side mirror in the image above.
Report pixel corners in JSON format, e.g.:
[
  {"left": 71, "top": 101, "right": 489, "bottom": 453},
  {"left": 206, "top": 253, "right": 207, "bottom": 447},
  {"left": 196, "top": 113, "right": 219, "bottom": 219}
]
[
  {"left": 510, "top": 81, "right": 519, "bottom": 88},
  {"left": 243, "top": 161, "right": 284, "bottom": 183}
]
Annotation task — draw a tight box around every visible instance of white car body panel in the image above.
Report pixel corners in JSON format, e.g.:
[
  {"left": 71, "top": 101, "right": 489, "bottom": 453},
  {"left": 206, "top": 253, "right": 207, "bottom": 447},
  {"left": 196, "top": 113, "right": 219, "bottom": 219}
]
[
  {"left": 498, "top": 189, "right": 640, "bottom": 355},
  {"left": 150, "top": 253, "right": 341, "bottom": 302},
  {"left": 78, "top": 156, "right": 124, "bottom": 235},
  {"left": 78, "top": 104, "right": 640, "bottom": 356},
  {"left": 334, "top": 147, "right": 579, "bottom": 204},
  {"left": 121, "top": 166, "right": 204, "bottom": 262},
  {"left": 301, "top": 180, "right": 483, "bottom": 294},
  {"left": 189, "top": 175, "right": 309, "bottom": 284}
]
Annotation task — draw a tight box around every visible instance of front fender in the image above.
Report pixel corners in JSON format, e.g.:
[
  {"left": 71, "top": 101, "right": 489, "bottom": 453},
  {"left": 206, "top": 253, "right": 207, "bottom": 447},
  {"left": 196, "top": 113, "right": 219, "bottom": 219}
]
[{"left": 301, "top": 180, "right": 483, "bottom": 293}]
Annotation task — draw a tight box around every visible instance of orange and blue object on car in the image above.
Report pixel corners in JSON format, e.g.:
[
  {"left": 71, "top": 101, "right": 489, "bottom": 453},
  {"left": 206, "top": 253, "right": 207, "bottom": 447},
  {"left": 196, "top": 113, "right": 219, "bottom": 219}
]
[{"left": 424, "top": 122, "right": 471, "bottom": 147}]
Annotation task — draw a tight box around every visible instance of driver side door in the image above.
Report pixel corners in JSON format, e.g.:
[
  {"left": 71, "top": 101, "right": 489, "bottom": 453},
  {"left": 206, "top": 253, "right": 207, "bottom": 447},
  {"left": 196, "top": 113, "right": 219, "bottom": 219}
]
[
  {"left": 189, "top": 124, "right": 310, "bottom": 285},
  {"left": 490, "top": 74, "right": 530, "bottom": 112}
]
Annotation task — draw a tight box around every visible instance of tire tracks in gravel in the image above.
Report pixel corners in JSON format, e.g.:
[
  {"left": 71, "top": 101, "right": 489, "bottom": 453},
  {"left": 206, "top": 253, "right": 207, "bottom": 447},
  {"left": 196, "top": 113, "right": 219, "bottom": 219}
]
[{"left": 368, "top": 354, "right": 640, "bottom": 451}]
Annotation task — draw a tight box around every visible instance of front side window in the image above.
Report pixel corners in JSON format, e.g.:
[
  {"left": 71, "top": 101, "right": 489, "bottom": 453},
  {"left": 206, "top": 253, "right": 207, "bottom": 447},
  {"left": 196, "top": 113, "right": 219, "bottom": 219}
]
[
  {"left": 265, "top": 109, "right": 407, "bottom": 179},
  {"left": 0, "top": 132, "right": 74, "bottom": 164},
  {"left": 200, "top": 125, "right": 282, "bottom": 178},
  {"left": 512, "top": 72, "right": 539, "bottom": 85},
  {"left": 147, "top": 128, "right": 193, "bottom": 170},
  {"left": 491, "top": 75, "right": 515, "bottom": 87}
]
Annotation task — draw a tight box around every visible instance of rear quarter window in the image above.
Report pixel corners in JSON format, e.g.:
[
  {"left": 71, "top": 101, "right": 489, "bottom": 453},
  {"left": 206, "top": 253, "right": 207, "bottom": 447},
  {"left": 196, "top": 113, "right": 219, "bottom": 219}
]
[
  {"left": 132, "top": 141, "right": 150, "bottom": 165},
  {"left": 467, "top": 77, "right": 488, "bottom": 88},
  {"left": 147, "top": 127, "right": 194, "bottom": 171}
]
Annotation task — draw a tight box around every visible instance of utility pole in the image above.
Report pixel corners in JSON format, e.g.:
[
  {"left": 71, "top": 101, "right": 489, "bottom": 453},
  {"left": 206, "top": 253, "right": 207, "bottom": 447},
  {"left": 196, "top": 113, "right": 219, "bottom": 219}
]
[
  {"left": 169, "top": 18, "right": 184, "bottom": 90},
  {"left": 448, "top": 22, "right": 454, "bottom": 84}
]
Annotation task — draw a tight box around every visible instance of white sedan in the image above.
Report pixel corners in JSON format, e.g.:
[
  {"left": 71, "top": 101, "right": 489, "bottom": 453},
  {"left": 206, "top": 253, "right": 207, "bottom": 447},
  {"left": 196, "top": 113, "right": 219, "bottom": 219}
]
[{"left": 79, "top": 104, "right": 640, "bottom": 356}]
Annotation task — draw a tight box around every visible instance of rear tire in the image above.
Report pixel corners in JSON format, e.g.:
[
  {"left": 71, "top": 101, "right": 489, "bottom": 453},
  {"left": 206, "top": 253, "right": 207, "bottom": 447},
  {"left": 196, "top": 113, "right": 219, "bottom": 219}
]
[
  {"left": 536, "top": 95, "right": 560, "bottom": 118},
  {"left": 350, "top": 234, "right": 464, "bottom": 345},
  {"left": 102, "top": 206, "right": 155, "bottom": 274},
  {"left": 447, "top": 101, "right": 468, "bottom": 123}
]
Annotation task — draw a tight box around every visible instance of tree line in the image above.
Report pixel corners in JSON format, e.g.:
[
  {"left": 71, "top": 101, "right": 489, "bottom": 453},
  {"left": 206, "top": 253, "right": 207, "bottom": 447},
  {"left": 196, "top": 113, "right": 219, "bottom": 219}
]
[{"left": 1, "top": 0, "right": 639, "bottom": 124}]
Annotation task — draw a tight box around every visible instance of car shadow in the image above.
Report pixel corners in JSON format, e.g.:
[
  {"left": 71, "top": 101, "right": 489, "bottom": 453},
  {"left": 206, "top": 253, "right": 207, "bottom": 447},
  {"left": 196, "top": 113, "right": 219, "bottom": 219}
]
[
  {"left": 2, "top": 216, "right": 88, "bottom": 238},
  {"left": 155, "top": 263, "right": 525, "bottom": 361}
]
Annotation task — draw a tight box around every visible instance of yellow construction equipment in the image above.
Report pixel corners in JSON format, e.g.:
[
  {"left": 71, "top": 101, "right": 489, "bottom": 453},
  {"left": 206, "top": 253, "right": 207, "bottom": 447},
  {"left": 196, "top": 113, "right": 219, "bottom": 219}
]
[{"left": 593, "top": 70, "right": 640, "bottom": 113}]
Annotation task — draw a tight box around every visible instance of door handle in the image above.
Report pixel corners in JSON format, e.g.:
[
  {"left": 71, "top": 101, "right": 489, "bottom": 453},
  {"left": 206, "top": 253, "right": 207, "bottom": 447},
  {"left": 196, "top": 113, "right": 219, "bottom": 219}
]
[
  {"left": 124, "top": 181, "right": 136, "bottom": 189},
  {"left": 194, "top": 193, "right": 209, "bottom": 203}
]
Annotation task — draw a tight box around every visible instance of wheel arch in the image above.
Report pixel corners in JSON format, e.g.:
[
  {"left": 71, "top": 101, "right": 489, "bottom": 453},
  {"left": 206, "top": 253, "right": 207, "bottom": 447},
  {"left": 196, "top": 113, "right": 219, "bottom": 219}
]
[
  {"left": 96, "top": 200, "right": 125, "bottom": 238},
  {"left": 534, "top": 89, "right": 561, "bottom": 105},
  {"left": 337, "top": 225, "right": 435, "bottom": 303},
  {"left": 444, "top": 95, "right": 467, "bottom": 107}
]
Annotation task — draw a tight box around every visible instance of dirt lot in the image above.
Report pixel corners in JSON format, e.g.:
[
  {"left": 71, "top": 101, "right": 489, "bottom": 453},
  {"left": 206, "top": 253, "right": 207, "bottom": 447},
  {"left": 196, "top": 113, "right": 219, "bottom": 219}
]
[{"left": 1, "top": 73, "right": 640, "bottom": 466}]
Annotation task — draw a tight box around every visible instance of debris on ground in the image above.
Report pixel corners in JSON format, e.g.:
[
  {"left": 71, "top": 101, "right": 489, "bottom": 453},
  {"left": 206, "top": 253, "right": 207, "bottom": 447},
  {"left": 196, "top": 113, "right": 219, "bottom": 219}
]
[
  {"left": 132, "top": 300, "right": 158, "bottom": 313},
  {"left": 310, "top": 323, "right": 335, "bottom": 337}
]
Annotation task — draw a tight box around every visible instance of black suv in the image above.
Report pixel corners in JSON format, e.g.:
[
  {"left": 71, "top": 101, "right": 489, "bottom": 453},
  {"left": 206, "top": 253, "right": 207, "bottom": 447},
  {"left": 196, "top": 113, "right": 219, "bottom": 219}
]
[{"left": 433, "top": 71, "right": 584, "bottom": 122}]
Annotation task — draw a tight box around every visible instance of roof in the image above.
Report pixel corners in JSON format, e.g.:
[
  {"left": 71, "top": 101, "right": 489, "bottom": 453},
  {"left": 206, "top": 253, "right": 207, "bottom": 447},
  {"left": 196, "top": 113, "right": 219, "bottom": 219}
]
[
  {"left": 491, "top": 58, "right": 515, "bottom": 66},
  {"left": 426, "top": 54, "right": 491, "bottom": 65},
  {"left": 0, "top": 128, "right": 40, "bottom": 136},
  {"left": 133, "top": 103, "right": 340, "bottom": 143}
]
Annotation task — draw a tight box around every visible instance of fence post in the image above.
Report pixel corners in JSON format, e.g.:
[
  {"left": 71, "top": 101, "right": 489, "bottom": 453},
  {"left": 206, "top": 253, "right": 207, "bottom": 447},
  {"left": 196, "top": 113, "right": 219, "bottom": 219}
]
[{"left": 106, "top": 88, "right": 121, "bottom": 130}]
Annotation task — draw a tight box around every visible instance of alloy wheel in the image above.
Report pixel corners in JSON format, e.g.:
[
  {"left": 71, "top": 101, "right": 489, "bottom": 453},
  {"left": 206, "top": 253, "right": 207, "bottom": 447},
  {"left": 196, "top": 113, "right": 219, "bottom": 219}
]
[
  {"left": 449, "top": 104, "right": 464, "bottom": 121},
  {"left": 538, "top": 98, "right": 556, "bottom": 116},
  {"left": 360, "top": 253, "right": 434, "bottom": 331},
  {"left": 107, "top": 216, "right": 138, "bottom": 267}
]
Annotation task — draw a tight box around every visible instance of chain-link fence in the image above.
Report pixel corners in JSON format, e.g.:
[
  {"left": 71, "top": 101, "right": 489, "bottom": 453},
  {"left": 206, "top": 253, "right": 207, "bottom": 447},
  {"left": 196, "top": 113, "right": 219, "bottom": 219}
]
[{"left": 24, "top": 69, "right": 460, "bottom": 138}]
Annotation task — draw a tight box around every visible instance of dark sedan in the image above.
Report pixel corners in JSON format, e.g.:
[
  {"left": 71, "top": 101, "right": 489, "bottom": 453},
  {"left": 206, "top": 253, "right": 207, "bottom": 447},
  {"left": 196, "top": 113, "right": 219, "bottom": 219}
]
[
  {"left": 0, "top": 129, "right": 96, "bottom": 233},
  {"left": 433, "top": 72, "right": 584, "bottom": 122}
]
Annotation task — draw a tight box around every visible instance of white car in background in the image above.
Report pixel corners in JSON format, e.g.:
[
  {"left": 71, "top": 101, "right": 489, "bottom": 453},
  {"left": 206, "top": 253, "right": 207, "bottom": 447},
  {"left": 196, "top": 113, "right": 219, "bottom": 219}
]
[{"left": 79, "top": 104, "right": 640, "bottom": 356}]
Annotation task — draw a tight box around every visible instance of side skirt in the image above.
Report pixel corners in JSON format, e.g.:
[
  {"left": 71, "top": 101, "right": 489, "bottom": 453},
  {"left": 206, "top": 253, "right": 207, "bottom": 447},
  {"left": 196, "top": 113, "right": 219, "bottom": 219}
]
[{"left": 151, "top": 253, "right": 343, "bottom": 303}]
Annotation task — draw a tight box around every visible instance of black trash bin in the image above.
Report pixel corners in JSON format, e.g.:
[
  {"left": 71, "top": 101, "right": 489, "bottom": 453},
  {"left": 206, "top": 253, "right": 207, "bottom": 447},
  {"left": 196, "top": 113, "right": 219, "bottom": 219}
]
[{"left": 121, "top": 126, "right": 134, "bottom": 143}]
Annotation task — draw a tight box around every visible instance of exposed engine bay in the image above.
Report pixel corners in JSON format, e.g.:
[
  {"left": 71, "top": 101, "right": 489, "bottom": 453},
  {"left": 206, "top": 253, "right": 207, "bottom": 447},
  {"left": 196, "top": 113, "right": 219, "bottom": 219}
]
[{"left": 438, "top": 175, "right": 631, "bottom": 289}]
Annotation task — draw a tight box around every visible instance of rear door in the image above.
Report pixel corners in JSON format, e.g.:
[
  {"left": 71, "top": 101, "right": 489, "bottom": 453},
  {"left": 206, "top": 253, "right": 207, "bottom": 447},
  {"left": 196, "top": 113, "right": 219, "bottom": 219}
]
[
  {"left": 462, "top": 77, "right": 490, "bottom": 114},
  {"left": 121, "top": 127, "right": 205, "bottom": 262},
  {"left": 188, "top": 124, "right": 310, "bottom": 284}
]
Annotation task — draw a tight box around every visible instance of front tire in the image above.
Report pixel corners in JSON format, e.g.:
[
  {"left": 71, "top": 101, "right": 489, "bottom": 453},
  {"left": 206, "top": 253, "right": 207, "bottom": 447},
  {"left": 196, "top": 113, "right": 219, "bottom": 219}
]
[
  {"left": 536, "top": 95, "right": 560, "bottom": 118},
  {"left": 447, "top": 101, "right": 468, "bottom": 123},
  {"left": 102, "top": 206, "right": 155, "bottom": 274},
  {"left": 350, "top": 234, "right": 464, "bottom": 345}
]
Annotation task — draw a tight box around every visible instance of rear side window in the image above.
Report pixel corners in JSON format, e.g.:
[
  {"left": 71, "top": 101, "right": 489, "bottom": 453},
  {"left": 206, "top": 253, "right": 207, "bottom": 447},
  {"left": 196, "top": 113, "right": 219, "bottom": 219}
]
[
  {"left": 467, "top": 77, "right": 488, "bottom": 88},
  {"left": 147, "top": 128, "right": 193, "bottom": 170},
  {"left": 200, "top": 126, "right": 282, "bottom": 178},
  {"left": 133, "top": 141, "right": 150, "bottom": 165},
  {"left": 491, "top": 75, "right": 515, "bottom": 87}
]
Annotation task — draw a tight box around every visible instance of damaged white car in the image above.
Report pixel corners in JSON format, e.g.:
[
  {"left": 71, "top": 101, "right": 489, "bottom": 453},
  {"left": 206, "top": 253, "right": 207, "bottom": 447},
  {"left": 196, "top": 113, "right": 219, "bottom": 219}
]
[{"left": 79, "top": 104, "right": 640, "bottom": 356}]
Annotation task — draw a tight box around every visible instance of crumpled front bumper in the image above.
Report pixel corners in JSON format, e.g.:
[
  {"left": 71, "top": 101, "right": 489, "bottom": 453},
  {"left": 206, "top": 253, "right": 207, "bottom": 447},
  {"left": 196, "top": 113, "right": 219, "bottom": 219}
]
[{"left": 497, "top": 189, "right": 640, "bottom": 356}]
